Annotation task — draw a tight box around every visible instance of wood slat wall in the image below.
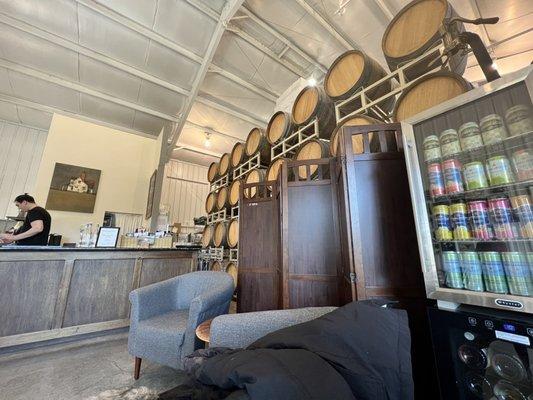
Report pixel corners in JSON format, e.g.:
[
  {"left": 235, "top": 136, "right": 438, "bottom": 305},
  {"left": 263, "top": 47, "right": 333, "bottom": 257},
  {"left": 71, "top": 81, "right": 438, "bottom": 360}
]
[
  {"left": 0, "top": 120, "right": 48, "bottom": 218},
  {"left": 160, "top": 160, "right": 209, "bottom": 233}
]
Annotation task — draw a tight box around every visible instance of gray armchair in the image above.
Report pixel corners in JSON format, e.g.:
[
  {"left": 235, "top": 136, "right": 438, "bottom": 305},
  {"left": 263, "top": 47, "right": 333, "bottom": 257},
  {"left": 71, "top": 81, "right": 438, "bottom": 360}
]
[
  {"left": 210, "top": 307, "right": 337, "bottom": 348},
  {"left": 128, "top": 271, "right": 234, "bottom": 378}
]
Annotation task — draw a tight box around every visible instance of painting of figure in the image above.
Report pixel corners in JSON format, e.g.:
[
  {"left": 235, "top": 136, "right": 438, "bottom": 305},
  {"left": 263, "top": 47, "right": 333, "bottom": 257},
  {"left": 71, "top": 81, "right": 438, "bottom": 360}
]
[{"left": 46, "top": 163, "right": 101, "bottom": 213}]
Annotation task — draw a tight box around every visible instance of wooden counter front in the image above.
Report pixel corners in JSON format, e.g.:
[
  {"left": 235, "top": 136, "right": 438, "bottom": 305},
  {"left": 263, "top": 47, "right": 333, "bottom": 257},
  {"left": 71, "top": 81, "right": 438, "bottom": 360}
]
[{"left": 0, "top": 248, "right": 197, "bottom": 348}]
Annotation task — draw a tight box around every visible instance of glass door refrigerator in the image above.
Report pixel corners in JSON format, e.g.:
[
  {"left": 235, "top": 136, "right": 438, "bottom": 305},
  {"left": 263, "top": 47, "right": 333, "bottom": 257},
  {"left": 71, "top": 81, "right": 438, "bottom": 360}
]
[{"left": 402, "top": 66, "right": 533, "bottom": 399}]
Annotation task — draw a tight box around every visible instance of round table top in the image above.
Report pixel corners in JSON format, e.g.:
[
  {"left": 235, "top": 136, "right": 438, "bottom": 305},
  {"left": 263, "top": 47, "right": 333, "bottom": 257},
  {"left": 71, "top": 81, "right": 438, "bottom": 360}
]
[{"left": 195, "top": 318, "right": 214, "bottom": 343}]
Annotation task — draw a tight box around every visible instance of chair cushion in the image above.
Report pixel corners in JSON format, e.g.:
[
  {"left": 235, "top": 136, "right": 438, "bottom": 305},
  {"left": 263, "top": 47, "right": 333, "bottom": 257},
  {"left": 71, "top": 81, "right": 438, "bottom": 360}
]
[{"left": 130, "top": 309, "right": 189, "bottom": 369}]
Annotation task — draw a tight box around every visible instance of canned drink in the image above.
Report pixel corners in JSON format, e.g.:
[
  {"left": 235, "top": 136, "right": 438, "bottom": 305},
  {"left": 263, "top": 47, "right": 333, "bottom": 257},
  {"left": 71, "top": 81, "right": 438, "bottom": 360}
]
[
  {"left": 423, "top": 135, "right": 441, "bottom": 162},
  {"left": 443, "top": 158, "right": 464, "bottom": 194},
  {"left": 480, "top": 252, "right": 509, "bottom": 294},
  {"left": 428, "top": 163, "right": 445, "bottom": 197},
  {"left": 460, "top": 252, "right": 484, "bottom": 292},
  {"left": 450, "top": 203, "right": 471, "bottom": 240},
  {"left": 510, "top": 194, "right": 533, "bottom": 238},
  {"left": 486, "top": 155, "right": 515, "bottom": 186},
  {"left": 501, "top": 252, "right": 533, "bottom": 296},
  {"left": 442, "top": 251, "right": 463, "bottom": 289},
  {"left": 458, "top": 122, "right": 484, "bottom": 151},
  {"left": 463, "top": 161, "right": 489, "bottom": 190},
  {"left": 440, "top": 129, "right": 461, "bottom": 157},
  {"left": 488, "top": 197, "right": 516, "bottom": 239},
  {"left": 468, "top": 201, "right": 493, "bottom": 240},
  {"left": 512, "top": 149, "right": 533, "bottom": 182},
  {"left": 433, "top": 205, "right": 453, "bottom": 241},
  {"left": 480, "top": 114, "right": 508, "bottom": 145},
  {"left": 505, "top": 104, "right": 533, "bottom": 137}
]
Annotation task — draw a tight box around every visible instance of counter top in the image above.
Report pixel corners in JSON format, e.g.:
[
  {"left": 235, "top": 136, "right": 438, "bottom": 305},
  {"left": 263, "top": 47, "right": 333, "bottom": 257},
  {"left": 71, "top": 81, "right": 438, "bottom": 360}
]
[{"left": 0, "top": 245, "right": 201, "bottom": 252}]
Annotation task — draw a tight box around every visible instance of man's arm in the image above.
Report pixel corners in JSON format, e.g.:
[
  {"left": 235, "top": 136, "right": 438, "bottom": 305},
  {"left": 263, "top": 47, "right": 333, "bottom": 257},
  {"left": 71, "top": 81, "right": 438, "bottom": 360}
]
[{"left": 3, "top": 220, "right": 44, "bottom": 242}]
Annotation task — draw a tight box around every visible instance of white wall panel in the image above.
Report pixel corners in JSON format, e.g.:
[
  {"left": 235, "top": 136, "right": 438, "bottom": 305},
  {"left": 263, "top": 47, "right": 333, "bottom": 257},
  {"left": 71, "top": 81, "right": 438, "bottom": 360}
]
[
  {"left": 160, "top": 159, "right": 209, "bottom": 233},
  {"left": 0, "top": 120, "right": 47, "bottom": 218}
]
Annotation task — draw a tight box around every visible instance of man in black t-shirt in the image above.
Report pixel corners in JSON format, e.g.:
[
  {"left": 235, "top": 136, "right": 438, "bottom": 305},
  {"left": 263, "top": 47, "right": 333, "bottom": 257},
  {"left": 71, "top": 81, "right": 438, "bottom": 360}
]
[{"left": 0, "top": 194, "right": 51, "bottom": 246}]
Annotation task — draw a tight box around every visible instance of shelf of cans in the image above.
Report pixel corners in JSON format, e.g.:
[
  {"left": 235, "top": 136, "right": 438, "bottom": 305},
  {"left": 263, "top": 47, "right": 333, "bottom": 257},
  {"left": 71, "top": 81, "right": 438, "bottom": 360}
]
[{"left": 420, "top": 103, "right": 533, "bottom": 298}]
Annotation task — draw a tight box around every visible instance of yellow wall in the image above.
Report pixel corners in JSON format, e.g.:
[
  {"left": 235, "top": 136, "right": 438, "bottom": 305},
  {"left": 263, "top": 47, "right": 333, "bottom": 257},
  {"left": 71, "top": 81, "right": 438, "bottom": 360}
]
[{"left": 34, "top": 114, "right": 162, "bottom": 243}]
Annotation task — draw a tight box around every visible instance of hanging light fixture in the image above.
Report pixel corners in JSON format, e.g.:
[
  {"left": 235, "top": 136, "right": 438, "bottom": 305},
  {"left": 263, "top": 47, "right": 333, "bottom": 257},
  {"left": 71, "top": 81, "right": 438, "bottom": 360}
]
[
  {"left": 204, "top": 132, "right": 211, "bottom": 148},
  {"left": 307, "top": 77, "right": 317, "bottom": 87}
]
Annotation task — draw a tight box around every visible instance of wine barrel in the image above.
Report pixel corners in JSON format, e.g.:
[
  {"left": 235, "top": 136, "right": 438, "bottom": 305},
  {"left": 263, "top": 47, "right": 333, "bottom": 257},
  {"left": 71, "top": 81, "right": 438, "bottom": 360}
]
[
  {"left": 324, "top": 50, "right": 394, "bottom": 112},
  {"left": 330, "top": 115, "right": 382, "bottom": 156},
  {"left": 231, "top": 142, "right": 246, "bottom": 168},
  {"left": 205, "top": 191, "right": 217, "bottom": 214},
  {"left": 228, "top": 179, "right": 241, "bottom": 206},
  {"left": 266, "top": 158, "right": 286, "bottom": 182},
  {"left": 292, "top": 86, "right": 336, "bottom": 139},
  {"left": 201, "top": 225, "right": 213, "bottom": 248},
  {"left": 216, "top": 186, "right": 230, "bottom": 211},
  {"left": 382, "top": 0, "right": 466, "bottom": 80},
  {"left": 226, "top": 262, "right": 238, "bottom": 287},
  {"left": 266, "top": 111, "right": 295, "bottom": 145},
  {"left": 213, "top": 221, "right": 229, "bottom": 247},
  {"left": 227, "top": 218, "right": 239, "bottom": 248},
  {"left": 393, "top": 71, "right": 471, "bottom": 121},
  {"left": 293, "top": 139, "right": 330, "bottom": 180},
  {"left": 218, "top": 153, "right": 231, "bottom": 176},
  {"left": 211, "top": 260, "right": 222, "bottom": 271},
  {"left": 244, "top": 168, "right": 266, "bottom": 198},
  {"left": 207, "top": 162, "right": 219, "bottom": 183},
  {"left": 245, "top": 127, "right": 271, "bottom": 164}
]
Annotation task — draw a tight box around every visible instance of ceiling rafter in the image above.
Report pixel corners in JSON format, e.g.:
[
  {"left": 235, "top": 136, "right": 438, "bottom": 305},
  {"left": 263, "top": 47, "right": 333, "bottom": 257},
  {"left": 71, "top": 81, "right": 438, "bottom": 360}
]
[
  {"left": 293, "top": 0, "right": 358, "bottom": 50},
  {"left": 174, "top": 144, "right": 222, "bottom": 158},
  {"left": 239, "top": 6, "right": 328, "bottom": 74},
  {"left": 373, "top": 0, "right": 394, "bottom": 20},
  {"left": 185, "top": 120, "right": 245, "bottom": 143},
  {"left": 226, "top": 25, "right": 309, "bottom": 78},
  {"left": 184, "top": 0, "right": 220, "bottom": 21},
  {"left": 195, "top": 95, "right": 267, "bottom": 126},
  {"left": 167, "top": 0, "right": 247, "bottom": 151},
  {"left": 0, "top": 92, "right": 155, "bottom": 138},
  {"left": 0, "top": 58, "right": 180, "bottom": 122},
  {"left": 207, "top": 64, "right": 278, "bottom": 101}
]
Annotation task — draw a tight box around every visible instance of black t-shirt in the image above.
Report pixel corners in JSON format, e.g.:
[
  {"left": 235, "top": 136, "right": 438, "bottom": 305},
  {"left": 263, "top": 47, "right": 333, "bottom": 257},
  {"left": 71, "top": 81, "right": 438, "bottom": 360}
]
[{"left": 16, "top": 206, "right": 51, "bottom": 246}]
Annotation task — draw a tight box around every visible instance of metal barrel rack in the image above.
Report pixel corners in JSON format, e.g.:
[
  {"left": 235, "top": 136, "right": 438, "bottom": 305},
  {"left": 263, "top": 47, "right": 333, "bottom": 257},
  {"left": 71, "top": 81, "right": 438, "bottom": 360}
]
[
  {"left": 209, "top": 173, "right": 229, "bottom": 193},
  {"left": 232, "top": 153, "right": 261, "bottom": 180},
  {"left": 271, "top": 118, "right": 320, "bottom": 161}
]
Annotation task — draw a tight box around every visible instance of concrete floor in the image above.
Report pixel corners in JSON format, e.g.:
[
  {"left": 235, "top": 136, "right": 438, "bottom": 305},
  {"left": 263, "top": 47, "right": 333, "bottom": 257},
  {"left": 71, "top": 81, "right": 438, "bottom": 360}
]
[{"left": 0, "top": 334, "right": 186, "bottom": 400}]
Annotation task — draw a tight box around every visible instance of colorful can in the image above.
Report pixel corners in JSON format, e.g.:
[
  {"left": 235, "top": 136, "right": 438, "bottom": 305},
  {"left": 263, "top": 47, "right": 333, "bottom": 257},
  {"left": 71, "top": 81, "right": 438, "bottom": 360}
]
[
  {"left": 486, "top": 155, "right": 515, "bottom": 186},
  {"left": 501, "top": 252, "right": 533, "bottom": 296},
  {"left": 442, "top": 251, "right": 463, "bottom": 289},
  {"left": 423, "top": 135, "right": 441, "bottom": 162},
  {"left": 468, "top": 201, "right": 493, "bottom": 240},
  {"left": 488, "top": 197, "right": 516, "bottom": 239},
  {"left": 450, "top": 203, "right": 470, "bottom": 240},
  {"left": 427, "top": 163, "right": 445, "bottom": 197},
  {"left": 480, "top": 252, "right": 509, "bottom": 294},
  {"left": 433, "top": 205, "right": 453, "bottom": 241},
  {"left": 510, "top": 194, "right": 533, "bottom": 238},
  {"left": 443, "top": 159, "right": 464, "bottom": 194},
  {"left": 460, "top": 252, "right": 484, "bottom": 292},
  {"left": 463, "top": 161, "right": 489, "bottom": 190},
  {"left": 440, "top": 129, "right": 461, "bottom": 157},
  {"left": 505, "top": 104, "right": 533, "bottom": 137},
  {"left": 458, "top": 122, "right": 483, "bottom": 151},
  {"left": 512, "top": 149, "right": 533, "bottom": 181},
  {"left": 480, "top": 114, "right": 508, "bottom": 145}
]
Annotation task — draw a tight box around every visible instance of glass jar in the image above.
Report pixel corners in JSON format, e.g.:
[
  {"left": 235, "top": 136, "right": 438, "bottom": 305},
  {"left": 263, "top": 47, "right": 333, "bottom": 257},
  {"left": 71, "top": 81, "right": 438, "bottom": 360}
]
[
  {"left": 505, "top": 104, "right": 533, "bottom": 137},
  {"left": 458, "top": 122, "right": 483, "bottom": 151},
  {"left": 480, "top": 114, "right": 508, "bottom": 145},
  {"left": 423, "top": 135, "right": 441, "bottom": 161},
  {"left": 440, "top": 129, "right": 461, "bottom": 157}
]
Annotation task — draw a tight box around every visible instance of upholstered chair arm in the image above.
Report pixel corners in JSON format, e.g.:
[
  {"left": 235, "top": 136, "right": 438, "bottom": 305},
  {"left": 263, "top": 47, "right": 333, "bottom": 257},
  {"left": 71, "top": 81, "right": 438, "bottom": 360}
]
[{"left": 129, "top": 277, "right": 179, "bottom": 323}]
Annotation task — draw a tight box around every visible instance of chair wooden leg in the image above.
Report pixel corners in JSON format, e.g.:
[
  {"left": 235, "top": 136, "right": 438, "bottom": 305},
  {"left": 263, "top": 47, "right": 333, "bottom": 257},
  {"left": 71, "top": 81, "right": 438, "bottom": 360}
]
[{"left": 134, "top": 357, "right": 142, "bottom": 380}]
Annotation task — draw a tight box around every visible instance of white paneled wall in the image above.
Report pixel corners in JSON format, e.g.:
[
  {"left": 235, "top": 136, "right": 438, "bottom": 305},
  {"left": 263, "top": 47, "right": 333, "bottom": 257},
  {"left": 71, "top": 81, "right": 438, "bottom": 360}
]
[
  {"left": 160, "top": 159, "right": 209, "bottom": 233},
  {"left": 0, "top": 120, "right": 47, "bottom": 218}
]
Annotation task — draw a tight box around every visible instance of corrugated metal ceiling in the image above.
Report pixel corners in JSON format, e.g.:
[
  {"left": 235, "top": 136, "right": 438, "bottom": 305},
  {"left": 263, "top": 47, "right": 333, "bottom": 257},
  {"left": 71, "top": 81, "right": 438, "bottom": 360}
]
[{"left": 0, "top": 0, "right": 531, "bottom": 166}]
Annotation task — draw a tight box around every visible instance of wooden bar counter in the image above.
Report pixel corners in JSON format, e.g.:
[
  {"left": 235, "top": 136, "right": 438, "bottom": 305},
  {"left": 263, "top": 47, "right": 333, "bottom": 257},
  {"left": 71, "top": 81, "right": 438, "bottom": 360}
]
[{"left": 0, "top": 247, "right": 198, "bottom": 349}]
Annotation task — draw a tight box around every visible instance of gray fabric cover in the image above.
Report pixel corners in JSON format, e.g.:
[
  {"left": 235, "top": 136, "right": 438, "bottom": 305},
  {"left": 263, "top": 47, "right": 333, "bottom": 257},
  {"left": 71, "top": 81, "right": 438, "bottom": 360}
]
[
  {"left": 128, "top": 271, "right": 234, "bottom": 369},
  {"left": 210, "top": 307, "right": 337, "bottom": 348}
]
